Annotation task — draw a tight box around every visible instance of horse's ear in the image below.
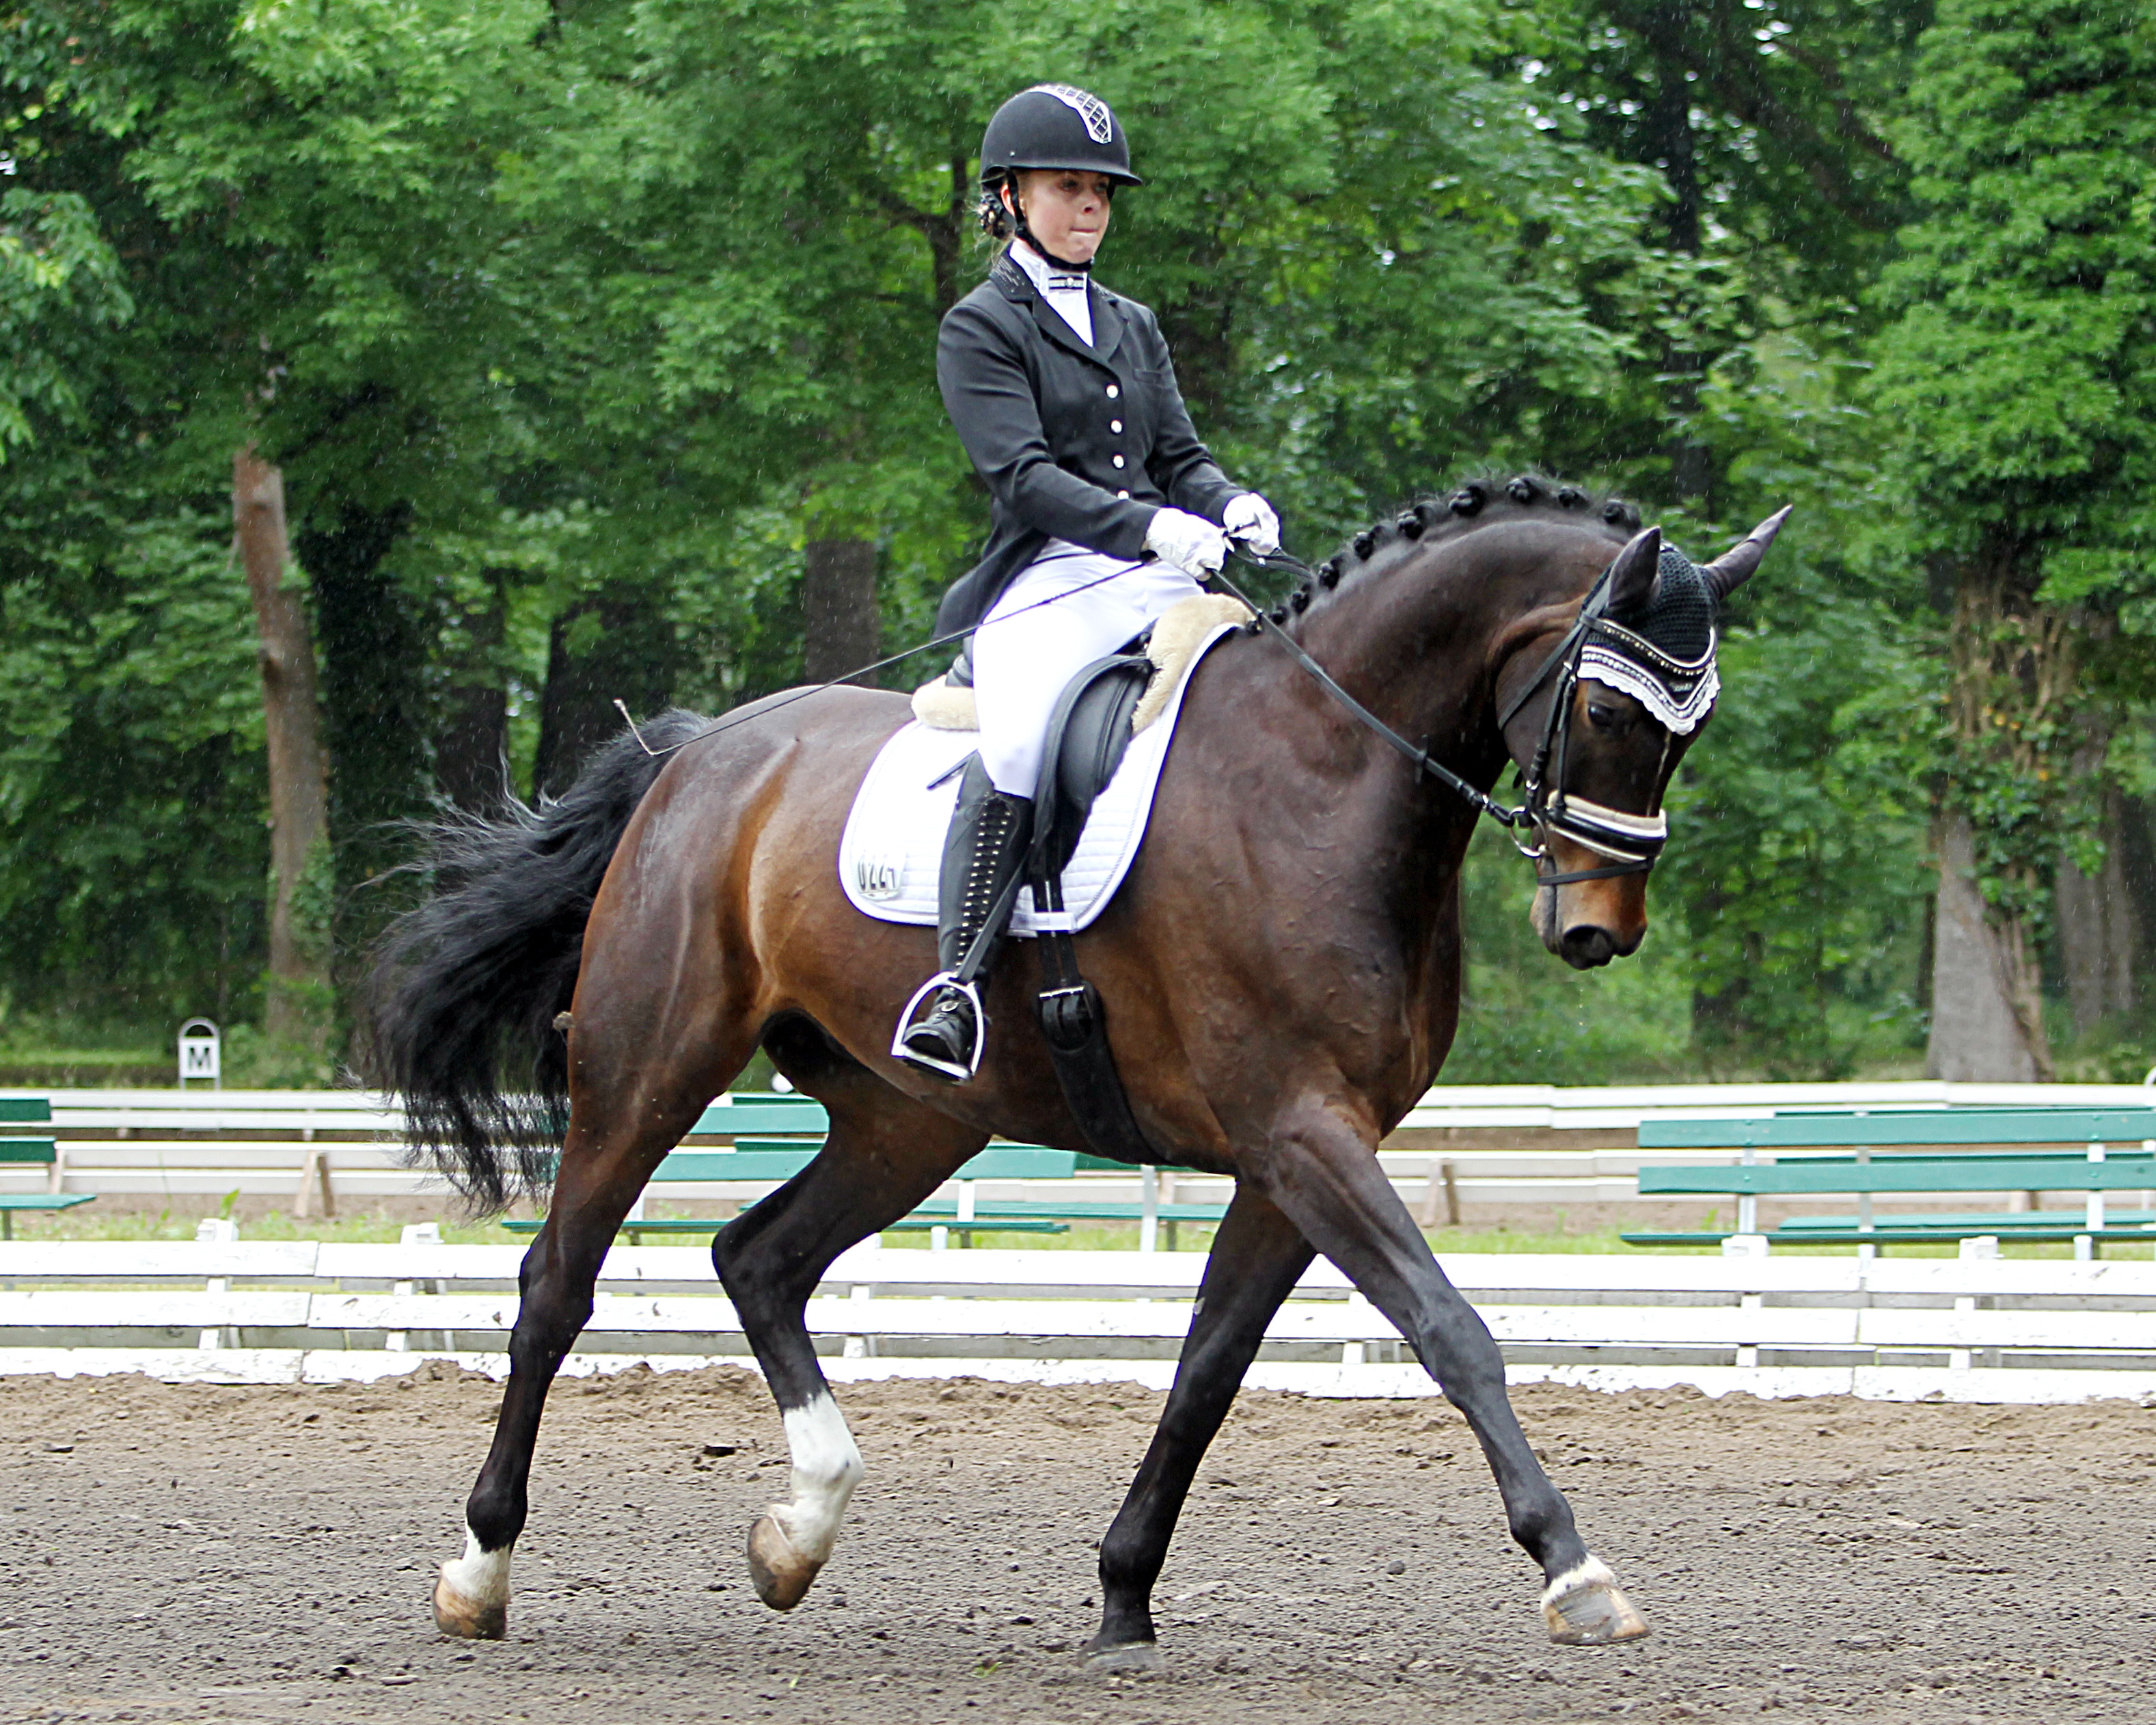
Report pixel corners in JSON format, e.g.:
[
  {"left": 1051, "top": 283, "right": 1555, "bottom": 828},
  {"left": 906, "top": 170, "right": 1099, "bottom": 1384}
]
[
  {"left": 1701, "top": 506, "right": 1793, "bottom": 601},
  {"left": 1605, "top": 526, "right": 1661, "bottom": 618}
]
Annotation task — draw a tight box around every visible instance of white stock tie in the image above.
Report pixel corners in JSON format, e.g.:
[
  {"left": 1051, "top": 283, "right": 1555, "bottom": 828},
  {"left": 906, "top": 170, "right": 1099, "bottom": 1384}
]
[{"left": 1012, "top": 241, "right": 1094, "bottom": 347}]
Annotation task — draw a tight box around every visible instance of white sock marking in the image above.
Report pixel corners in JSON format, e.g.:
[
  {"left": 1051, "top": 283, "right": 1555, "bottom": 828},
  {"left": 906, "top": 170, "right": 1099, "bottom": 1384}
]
[
  {"left": 772, "top": 1393, "right": 865, "bottom": 1564},
  {"left": 439, "top": 1523, "right": 513, "bottom": 1609},
  {"left": 1540, "top": 1555, "right": 1615, "bottom": 1605}
]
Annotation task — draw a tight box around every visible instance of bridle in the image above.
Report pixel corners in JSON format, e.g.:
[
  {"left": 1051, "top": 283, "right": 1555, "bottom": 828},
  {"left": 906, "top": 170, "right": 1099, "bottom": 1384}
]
[
  {"left": 1488, "top": 558, "right": 1671, "bottom": 887},
  {"left": 1213, "top": 542, "right": 1676, "bottom": 891}
]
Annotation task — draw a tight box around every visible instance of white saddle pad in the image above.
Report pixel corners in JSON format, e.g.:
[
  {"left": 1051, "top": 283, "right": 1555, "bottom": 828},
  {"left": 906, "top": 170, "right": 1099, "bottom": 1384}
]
[{"left": 838, "top": 623, "right": 1236, "bottom": 934}]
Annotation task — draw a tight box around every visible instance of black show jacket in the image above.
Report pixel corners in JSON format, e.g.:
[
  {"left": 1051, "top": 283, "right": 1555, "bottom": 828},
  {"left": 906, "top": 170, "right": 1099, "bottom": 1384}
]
[{"left": 933, "top": 249, "right": 1243, "bottom": 635}]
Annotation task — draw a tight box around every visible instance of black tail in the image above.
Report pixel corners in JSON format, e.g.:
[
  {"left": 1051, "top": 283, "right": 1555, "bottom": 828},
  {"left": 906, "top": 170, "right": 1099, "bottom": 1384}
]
[{"left": 357, "top": 710, "right": 709, "bottom": 1210}]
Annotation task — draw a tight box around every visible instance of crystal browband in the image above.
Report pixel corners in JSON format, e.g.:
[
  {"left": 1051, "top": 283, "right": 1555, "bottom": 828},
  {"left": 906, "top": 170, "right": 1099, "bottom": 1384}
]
[{"left": 1577, "top": 638, "right": 1720, "bottom": 736}]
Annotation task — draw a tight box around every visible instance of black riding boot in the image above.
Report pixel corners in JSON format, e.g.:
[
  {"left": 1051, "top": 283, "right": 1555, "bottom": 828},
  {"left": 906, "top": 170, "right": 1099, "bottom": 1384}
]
[{"left": 895, "top": 756, "right": 1034, "bottom": 1082}]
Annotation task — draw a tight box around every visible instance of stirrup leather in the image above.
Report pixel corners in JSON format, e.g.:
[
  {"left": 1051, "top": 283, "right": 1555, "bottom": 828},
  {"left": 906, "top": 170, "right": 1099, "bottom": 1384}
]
[{"left": 892, "top": 756, "right": 1033, "bottom": 1083}]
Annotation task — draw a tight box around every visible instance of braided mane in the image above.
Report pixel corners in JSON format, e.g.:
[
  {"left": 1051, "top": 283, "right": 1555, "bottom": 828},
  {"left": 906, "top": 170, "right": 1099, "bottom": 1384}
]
[{"left": 1266, "top": 473, "right": 1641, "bottom": 626}]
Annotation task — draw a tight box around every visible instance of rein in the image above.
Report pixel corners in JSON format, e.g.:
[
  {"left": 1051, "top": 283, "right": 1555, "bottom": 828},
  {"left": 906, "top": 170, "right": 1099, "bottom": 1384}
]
[
  {"left": 1214, "top": 543, "right": 1665, "bottom": 889},
  {"left": 610, "top": 532, "right": 1669, "bottom": 890}
]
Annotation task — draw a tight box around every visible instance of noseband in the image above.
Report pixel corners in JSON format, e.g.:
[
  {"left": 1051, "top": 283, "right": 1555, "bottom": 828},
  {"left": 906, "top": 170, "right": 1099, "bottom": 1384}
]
[{"left": 1216, "top": 545, "right": 1674, "bottom": 891}]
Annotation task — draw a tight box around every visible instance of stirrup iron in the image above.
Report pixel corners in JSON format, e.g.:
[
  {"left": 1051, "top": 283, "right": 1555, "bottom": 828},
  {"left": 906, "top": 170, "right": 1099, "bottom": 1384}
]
[{"left": 891, "top": 972, "right": 987, "bottom": 1082}]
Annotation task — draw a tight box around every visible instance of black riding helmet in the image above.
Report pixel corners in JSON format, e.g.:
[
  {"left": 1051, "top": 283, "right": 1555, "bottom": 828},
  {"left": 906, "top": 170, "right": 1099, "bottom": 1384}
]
[
  {"left": 979, "top": 85, "right": 1143, "bottom": 188},
  {"left": 978, "top": 86, "right": 1140, "bottom": 271}
]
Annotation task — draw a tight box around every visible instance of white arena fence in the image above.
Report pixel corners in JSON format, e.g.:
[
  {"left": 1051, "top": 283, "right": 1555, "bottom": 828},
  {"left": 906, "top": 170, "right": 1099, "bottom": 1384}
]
[
  {"left": 4, "top": 1232, "right": 2156, "bottom": 1407},
  {"left": 12, "top": 1080, "right": 2155, "bottom": 1217}
]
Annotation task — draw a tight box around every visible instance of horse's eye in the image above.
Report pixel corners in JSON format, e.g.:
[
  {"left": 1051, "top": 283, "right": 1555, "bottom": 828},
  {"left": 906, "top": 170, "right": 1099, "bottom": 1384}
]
[{"left": 1586, "top": 701, "right": 1623, "bottom": 731}]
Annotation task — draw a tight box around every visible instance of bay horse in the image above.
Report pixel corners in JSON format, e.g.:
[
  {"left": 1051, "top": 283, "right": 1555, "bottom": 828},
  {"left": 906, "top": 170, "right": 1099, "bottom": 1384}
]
[{"left": 363, "top": 477, "right": 1786, "bottom": 1663}]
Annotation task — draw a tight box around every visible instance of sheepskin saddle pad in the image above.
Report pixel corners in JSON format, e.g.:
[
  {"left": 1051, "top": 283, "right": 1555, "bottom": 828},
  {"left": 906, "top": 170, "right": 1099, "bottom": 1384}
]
[{"left": 837, "top": 594, "right": 1250, "bottom": 933}]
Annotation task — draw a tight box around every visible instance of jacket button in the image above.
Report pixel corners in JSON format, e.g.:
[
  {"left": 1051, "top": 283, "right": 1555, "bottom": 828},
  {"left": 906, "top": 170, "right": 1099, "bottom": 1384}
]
[
  {"left": 1111, "top": 454, "right": 1125, "bottom": 469},
  {"left": 1105, "top": 384, "right": 1120, "bottom": 399},
  {"left": 1117, "top": 489, "right": 1130, "bottom": 500},
  {"left": 1110, "top": 419, "right": 1123, "bottom": 433}
]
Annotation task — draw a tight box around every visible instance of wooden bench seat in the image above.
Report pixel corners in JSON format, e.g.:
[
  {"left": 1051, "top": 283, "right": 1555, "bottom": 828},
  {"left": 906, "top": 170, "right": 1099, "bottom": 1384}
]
[
  {"left": 1626, "top": 1107, "right": 2156, "bottom": 1256},
  {"left": 0, "top": 1194, "right": 98, "bottom": 1239}
]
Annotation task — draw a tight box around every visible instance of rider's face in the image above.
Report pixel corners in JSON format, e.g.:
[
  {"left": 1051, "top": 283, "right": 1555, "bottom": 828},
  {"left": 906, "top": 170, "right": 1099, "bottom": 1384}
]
[{"left": 1005, "top": 169, "right": 1113, "bottom": 263}]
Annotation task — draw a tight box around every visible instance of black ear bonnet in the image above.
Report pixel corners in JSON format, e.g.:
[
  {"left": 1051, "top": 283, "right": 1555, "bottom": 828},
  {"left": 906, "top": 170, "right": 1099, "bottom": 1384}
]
[{"left": 1581, "top": 542, "right": 1720, "bottom": 735}]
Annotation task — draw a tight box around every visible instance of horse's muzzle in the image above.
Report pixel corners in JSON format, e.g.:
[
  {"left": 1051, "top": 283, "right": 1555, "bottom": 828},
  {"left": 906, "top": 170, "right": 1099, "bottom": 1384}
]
[
  {"left": 1531, "top": 841, "right": 1649, "bottom": 968},
  {"left": 1558, "top": 923, "right": 1619, "bottom": 968}
]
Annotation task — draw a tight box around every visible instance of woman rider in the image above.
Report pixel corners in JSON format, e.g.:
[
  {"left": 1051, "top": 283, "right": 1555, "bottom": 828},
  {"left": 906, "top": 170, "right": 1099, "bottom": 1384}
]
[{"left": 895, "top": 84, "right": 1281, "bottom": 1081}]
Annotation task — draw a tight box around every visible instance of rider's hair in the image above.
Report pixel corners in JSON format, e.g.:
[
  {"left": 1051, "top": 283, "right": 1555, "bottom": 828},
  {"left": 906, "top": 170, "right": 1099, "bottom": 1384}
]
[{"left": 979, "top": 174, "right": 1016, "bottom": 243}]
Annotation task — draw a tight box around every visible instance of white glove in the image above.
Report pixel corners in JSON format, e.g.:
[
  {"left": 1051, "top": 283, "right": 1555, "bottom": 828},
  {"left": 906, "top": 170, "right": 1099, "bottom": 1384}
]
[
  {"left": 1223, "top": 492, "right": 1281, "bottom": 556},
  {"left": 1144, "top": 507, "right": 1229, "bottom": 578}
]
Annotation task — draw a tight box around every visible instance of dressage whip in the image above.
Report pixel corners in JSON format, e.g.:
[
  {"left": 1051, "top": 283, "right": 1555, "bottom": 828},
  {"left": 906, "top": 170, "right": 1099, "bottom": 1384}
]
[{"left": 609, "top": 547, "right": 1300, "bottom": 762}]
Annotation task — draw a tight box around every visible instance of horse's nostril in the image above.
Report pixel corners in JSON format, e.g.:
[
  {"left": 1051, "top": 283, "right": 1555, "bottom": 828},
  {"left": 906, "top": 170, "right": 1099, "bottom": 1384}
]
[{"left": 1560, "top": 926, "right": 1616, "bottom": 969}]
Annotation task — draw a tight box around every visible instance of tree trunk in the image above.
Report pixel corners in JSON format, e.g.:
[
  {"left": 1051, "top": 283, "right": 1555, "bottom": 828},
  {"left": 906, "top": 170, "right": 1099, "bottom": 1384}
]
[
  {"left": 532, "top": 583, "right": 680, "bottom": 799},
  {"left": 2118, "top": 783, "right": 2156, "bottom": 989},
  {"left": 233, "top": 446, "right": 331, "bottom": 1048},
  {"left": 1927, "top": 811, "right": 2049, "bottom": 1082},
  {"left": 2057, "top": 786, "right": 2138, "bottom": 1037},
  {"left": 801, "top": 537, "right": 879, "bottom": 685},
  {"left": 437, "top": 569, "right": 510, "bottom": 812},
  {"left": 1926, "top": 545, "right": 2071, "bottom": 1083},
  {"left": 299, "top": 500, "right": 425, "bottom": 979}
]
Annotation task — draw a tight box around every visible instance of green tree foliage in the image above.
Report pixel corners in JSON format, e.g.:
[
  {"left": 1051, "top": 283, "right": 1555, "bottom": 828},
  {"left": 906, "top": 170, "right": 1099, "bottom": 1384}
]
[
  {"left": 1872, "top": 0, "right": 2156, "bottom": 590},
  {"left": 4, "top": 0, "right": 2140, "bottom": 1082},
  {"left": 1449, "top": 1, "right": 1948, "bottom": 1076},
  {"left": 1, "top": 8, "right": 266, "bottom": 1027},
  {"left": 1868, "top": 0, "right": 2156, "bottom": 1068}
]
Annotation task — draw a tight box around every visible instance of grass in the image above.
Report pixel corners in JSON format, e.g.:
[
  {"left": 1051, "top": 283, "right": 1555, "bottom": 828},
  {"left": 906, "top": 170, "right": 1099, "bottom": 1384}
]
[
  {"left": 8, "top": 1204, "right": 2148, "bottom": 1261},
  {"left": 10, "top": 1204, "right": 519, "bottom": 1247}
]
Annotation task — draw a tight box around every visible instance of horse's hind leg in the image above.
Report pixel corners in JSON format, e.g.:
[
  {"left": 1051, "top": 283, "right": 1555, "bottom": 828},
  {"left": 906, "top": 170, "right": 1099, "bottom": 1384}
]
[
  {"left": 714, "top": 1038, "right": 989, "bottom": 1612},
  {"left": 1090, "top": 1185, "right": 1313, "bottom": 1666},
  {"left": 1253, "top": 1102, "right": 1647, "bottom": 1646},
  {"left": 433, "top": 1035, "right": 739, "bottom": 1639}
]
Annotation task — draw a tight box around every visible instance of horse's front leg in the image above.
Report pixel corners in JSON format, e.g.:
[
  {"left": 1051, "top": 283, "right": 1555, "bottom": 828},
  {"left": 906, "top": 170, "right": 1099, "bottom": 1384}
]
[
  {"left": 1253, "top": 1100, "right": 1648, "bottom": 1646},
  {"left": 1090, "top": 1185, "right": 1313, "bottom": 1666},
  {"left": 713, "top": 1074, "right": 989, "bottom": 1612}
]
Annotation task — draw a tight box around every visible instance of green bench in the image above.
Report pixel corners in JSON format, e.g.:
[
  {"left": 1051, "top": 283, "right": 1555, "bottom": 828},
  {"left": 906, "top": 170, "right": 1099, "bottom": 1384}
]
[
  {"left": 0, "top": 1098, "right": 96, "bottom": 1240},
  {"left": 505, "top": 1101, "right": 1231, "bottom": 1246},
  {"left": 506, "top": 1141, "right": 1083, "bottom": 1245},
  {"left": 688, "top": 1096, "right": 831, "bottom": 1136},
  {"left": 1624, "top": 1107, "right": 2156, "bottom": 1256}
]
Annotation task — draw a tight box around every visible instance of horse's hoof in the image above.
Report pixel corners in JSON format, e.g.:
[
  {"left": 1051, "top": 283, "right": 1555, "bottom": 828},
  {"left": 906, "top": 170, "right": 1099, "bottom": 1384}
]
[
  {"left": 746, "top": 1514, "right": 817, "bottom": 1611},
  {"left": 1082, "top": 1640, "right": 1161, "bottom": 1675},
  {"left": 1543, "top": 1579, "right": 1649, "bottom": 1646},
  {"left": 433, "top": 1567, "right": 507, "bottom": 1640}
]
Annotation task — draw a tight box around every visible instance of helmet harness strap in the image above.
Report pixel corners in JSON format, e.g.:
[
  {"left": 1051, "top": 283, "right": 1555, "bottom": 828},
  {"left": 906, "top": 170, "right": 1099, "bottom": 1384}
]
[{"left": 999, "top": 175, "right": 1100, "bottom": 274}]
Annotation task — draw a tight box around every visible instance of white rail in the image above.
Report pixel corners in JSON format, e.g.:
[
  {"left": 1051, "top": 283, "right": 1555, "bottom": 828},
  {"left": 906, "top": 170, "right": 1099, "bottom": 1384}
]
[{"left": 3, "top": 1236, "right": 2155, "bottom": 1404}]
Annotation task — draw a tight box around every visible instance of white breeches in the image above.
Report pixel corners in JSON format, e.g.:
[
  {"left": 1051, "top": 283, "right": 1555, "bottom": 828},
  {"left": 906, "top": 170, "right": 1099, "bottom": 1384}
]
[{"left": 972, "top": 543, "right": 1205, "bottom": 796}]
